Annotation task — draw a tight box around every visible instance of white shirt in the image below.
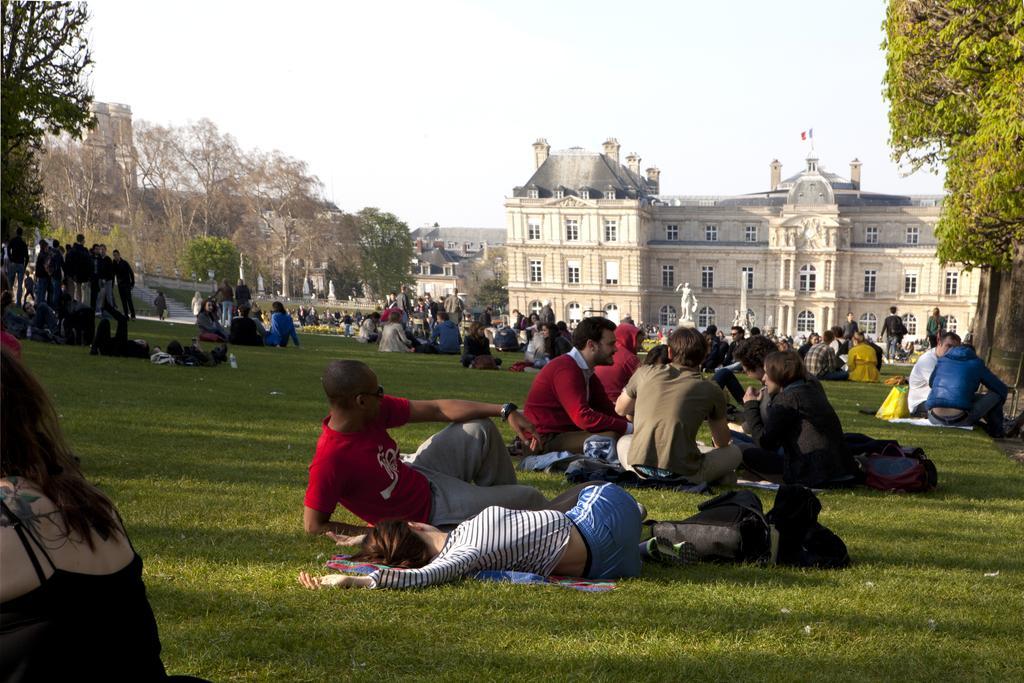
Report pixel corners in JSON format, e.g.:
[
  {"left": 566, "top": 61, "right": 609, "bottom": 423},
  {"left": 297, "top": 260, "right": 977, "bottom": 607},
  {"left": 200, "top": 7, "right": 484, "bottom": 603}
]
[
  {"left": 567, "top": 347, "right": 633, "bottom": 434},
  {"left": 908, "top": 348, "right": 938, "bottom": 412}
]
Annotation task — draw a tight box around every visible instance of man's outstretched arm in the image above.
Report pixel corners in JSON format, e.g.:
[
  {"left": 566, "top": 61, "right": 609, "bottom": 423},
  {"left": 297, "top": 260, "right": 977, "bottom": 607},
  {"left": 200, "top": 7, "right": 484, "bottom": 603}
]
[
  {"left": 303, "top": 505, "right": 371, "bottom": 537},
  {"left": 408, "top": 399, "right": 538, "bottom": 449}
]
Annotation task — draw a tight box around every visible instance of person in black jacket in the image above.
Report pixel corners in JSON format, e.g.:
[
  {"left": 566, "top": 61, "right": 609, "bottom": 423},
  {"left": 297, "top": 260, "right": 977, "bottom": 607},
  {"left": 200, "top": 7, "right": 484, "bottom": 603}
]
[
  {"left": 461, "top": 322, "right": 502, "bottom": 367},
  {"left": 701, "top": 325, "right": 726, "bottom": 372},
  {"left": 229, "top": 304, "right": 264, "bottom": 346},
  {"left": 6, "top": 227, "right": 29, "bottom": 305},
  {"left": 66, "top": 234, "right": 91, "bottom": 303},
  {"left": 33, "top": 240, "right": 51, "bottom": 307},
  {"left": 112, "top": 250, "right": 135, "bottom": 319},
  {"left": 740, "top": 350, "right": 858, "bottom": 487}
]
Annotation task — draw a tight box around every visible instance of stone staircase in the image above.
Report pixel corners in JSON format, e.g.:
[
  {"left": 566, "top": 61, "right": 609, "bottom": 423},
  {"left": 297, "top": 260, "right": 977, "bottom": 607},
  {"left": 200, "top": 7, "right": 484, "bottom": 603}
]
[{"left": 134, "top": 284, "right": 194, "bottom": 323}]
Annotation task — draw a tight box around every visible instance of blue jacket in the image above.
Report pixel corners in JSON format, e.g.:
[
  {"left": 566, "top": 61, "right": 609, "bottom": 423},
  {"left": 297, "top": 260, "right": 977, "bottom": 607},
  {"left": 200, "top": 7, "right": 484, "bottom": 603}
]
[
  {"left": 265, "top": 311, "right": 300, "bottom": 347},
  {"left": 430, "top": 320, "right": 461, "bottom": 354},
  {"left": 926, "top": 346, "right": 1006, "bottom": 411}
]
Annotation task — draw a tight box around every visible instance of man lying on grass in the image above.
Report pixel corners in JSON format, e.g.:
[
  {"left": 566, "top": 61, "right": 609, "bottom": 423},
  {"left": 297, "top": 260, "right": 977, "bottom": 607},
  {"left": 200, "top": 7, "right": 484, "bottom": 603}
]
[
  {"left": 303, "top": 359, "right": 550, "bottom": 539},
  {"left": 299, "top": 482, "right": 693, "bottom": 589}
]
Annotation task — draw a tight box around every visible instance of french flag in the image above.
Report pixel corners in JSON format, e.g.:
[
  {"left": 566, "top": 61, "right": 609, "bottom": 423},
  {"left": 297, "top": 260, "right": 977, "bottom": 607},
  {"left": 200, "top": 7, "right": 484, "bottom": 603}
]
[{"left": 801, "top": 128, "right": 814, "bottom": 141}]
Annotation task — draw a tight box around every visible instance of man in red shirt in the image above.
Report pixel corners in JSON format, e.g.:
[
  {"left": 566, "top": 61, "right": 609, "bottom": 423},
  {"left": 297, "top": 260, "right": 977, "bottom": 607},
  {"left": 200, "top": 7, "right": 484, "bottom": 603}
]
[
  {"left": 303, "top": 360, "right": 548, "bottom": 536},
  {"left": 524, "top": 317, "right": 632, "bottom": 455}
]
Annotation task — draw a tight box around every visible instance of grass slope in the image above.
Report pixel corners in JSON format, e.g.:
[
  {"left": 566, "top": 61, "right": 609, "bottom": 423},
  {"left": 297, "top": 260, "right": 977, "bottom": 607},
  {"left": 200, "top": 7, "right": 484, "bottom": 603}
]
[{"left": 19, "top": 321, "right": 1024, "bottom": 682}]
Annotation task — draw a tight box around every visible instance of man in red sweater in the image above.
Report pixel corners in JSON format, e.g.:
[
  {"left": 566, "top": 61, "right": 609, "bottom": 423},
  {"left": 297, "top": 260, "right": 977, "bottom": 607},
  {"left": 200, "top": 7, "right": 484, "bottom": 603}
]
[{"left": 524, "top": 317, "right": 632, "bottom": 454}]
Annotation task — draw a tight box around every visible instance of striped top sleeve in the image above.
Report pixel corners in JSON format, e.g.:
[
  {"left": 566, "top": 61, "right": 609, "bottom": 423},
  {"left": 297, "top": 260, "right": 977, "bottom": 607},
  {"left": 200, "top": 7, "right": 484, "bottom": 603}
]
[{"left": 367, "top": 507, "right": 574, "bottom": 589}]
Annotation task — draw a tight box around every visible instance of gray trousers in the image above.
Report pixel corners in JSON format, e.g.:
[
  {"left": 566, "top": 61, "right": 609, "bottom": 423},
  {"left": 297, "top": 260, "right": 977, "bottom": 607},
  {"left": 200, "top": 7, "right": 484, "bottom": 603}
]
[{"left": 404, "top": 419, "right": 548, "bottom": 527}]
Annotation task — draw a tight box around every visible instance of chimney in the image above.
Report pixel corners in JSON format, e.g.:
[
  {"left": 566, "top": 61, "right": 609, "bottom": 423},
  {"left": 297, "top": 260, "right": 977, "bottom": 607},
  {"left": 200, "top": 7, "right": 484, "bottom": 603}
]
[
  {"left": 770, "top": 159, "right": 782, "bottom": 191},
  {"left": 602, "top": 138, "right": 620, "bottom": 164},
  {"left": 850, "top": 158, "right": 862, "bottom": 190},
  {"left": 532, "top": 138, "right": 550, "bottom": 169},
  {"left": 645, "top": 167, "right": 661, "bottom": 194},
  {"left": 626, "top": 152, "right": 641, "bottom": 175}
]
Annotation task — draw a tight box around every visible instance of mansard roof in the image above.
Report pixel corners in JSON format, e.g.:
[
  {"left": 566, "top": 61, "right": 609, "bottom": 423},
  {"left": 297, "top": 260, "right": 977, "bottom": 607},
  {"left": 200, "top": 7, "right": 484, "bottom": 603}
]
[
  {"left": 409, "top": 226, "right": 505, "bottom": 245},
  {"left": 513, "top": 148, "right": 655, "bottom": 199}
]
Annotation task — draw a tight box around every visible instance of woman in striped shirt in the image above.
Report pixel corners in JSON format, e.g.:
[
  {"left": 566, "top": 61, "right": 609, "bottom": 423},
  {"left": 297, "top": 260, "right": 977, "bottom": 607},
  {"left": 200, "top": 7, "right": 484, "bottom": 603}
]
[{"left": 299, "top": 483, "right": 680, "bottom": 590}]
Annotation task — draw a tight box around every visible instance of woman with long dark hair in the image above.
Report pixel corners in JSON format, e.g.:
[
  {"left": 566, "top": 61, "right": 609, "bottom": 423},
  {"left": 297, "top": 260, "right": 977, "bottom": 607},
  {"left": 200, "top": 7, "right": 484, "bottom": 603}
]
[{"left": 0, "top": 348, "right": 204, "bottom": 681}]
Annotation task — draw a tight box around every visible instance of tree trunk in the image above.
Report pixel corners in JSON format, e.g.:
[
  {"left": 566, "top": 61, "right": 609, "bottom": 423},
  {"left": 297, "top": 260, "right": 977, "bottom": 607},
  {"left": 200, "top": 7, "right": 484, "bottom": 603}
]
[
  {"left": 973, "top": 243, "right": 1024, "bottom": 389},
  {"left": 280, "top": 255, "right": 290, "bottom": 298}
]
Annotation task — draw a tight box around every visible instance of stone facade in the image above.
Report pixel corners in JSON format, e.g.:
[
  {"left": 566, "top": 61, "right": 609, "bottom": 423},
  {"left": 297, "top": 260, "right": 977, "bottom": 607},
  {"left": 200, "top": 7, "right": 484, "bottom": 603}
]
[
  {"left": 506, "top": 140, "right": 978, "bottom": 339},
  {"left": 84, "top": 101, "right": 136, "bottom": 192}
]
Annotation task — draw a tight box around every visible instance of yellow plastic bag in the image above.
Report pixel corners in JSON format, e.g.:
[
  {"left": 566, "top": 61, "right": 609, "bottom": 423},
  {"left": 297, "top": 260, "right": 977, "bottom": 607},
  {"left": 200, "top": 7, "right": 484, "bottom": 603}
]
[{"left": 875, "top": 385, "right": 910, "bottom": 420}]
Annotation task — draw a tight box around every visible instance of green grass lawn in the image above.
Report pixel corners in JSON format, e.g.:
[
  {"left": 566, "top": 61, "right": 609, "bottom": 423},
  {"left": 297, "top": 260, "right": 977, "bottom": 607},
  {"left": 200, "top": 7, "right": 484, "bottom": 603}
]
[{"left": 19, "top": 321, "right": 1024, "bottom": 682}]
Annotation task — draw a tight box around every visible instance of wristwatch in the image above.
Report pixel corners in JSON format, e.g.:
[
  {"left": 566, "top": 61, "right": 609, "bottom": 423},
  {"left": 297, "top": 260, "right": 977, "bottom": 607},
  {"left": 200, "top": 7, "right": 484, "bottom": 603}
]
[{"left": 500, "top": 402, "right": 517, "bottom": 421}]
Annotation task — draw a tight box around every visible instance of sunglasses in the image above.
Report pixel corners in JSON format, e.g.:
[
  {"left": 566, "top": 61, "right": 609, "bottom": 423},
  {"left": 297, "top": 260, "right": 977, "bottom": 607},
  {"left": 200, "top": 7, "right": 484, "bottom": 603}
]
[{"left": 356, "top": 385, "right": 384, "bottom": 400}]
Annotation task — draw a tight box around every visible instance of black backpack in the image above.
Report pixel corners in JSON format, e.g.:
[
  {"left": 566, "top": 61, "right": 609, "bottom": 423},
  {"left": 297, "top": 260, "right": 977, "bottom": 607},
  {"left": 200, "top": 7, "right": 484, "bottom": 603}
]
[
  {"left": 647, "top": 490, "right": 771, "bottom": 563},
  {"left": 767, "top": 485, "right": 850, "bottom": 569}
]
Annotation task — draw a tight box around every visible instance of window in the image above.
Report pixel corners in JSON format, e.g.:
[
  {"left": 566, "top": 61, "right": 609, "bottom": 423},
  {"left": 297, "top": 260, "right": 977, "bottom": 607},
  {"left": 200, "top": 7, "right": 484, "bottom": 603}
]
[
  {"left": 527, "top": 188, "right": 538, "bottom": 199},
  {"left": 698, "top": 306, "right": 716, "bottom": 328},
  {"left": 666, "top": 224, "right": 679, "bottom": 241},
  {"left": 567, "top": 302, "right": 582, "bottom": 322},
  {"left": 659, "top": 305, "right": 677, "bottom": 327},
  {"left": 799, "top": 264, "right": 816, "bottom": 292},
  {"left": 701, "top": 266, "right": 714, "bottom": 289},
  {"left": 865, "top": 226, "right": 879, "bottom": 244},
  {"left": 705, "top": 224, "right": 718, "bottom": 241},
  {"left": 529, "top": 300, "right": 543, "bottom": 316},
  {"left": 796, "top": 310, "right": 816, "bottom": 333},
  {"left": 661, "top": 265, "right": 675, "bottom": 289},
  {"left": 604, "top": 190, "right": 615, "bottom": 200},
  {"left": 527, "top": 221, "right": 541, "bottom": 240},
  {"left": 554, "top": 189, "right": 564, "bottom": 199},
  {"left": 604, "top": 260, "right": 619, "bottom": 285},
  {"left": 566, "top": 259, "right": 580, "bottom": 285},
  {"left": 904, "top": 271, "right": 918, "bottom": 294},
  {"left": 446, "top": 241, "right": 456, "bottom": 249},
  {"left": 580, "top": 189, "right": 590, "bottom": 200},
  {"left": 529, "top": 259, "right": 543, "bottom": 283},
  {"left": 443, "top": 265, "right": 454, "bottom": 277},
  {"left": 864, "top": 269, "right": 877, "bottom": 293},
  {"left": 859, "top": 312, "right": 878, "bottom": 335},
  {"left": 945, "top": 270, "right": 959, "bottom": 295},
  {"left": 946, "top": 315, "right": 958, "bottom": 333},
  {"left": 906, "top": 225, "right": 920, "bottom": 245},
  {"left": 419, "top": 263, "right": 430, "bottom": 275},
  {"left": 565, "top": 219, "right": 579, "bottom": 241},
  {"left": 604, "top": 220, "right": 618, "bottom": 242},
  {"left": 741, "top": 266, "right": 754, "bottom": 290},
  {"left": 604, "top": 303, "right": 619, "bottom": 324},
  {"left": 745, "top": 225, "right": 758, "bottom": 242},
  {"left": 902, "top": 313, "right": 917, "bottom": 335}
]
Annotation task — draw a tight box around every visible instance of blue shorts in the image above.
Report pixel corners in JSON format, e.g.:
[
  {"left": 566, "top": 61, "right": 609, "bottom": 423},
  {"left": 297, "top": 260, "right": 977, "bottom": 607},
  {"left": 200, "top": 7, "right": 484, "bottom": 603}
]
[{"left": 565, "top": 483, "right": 642, "bottom": 580}]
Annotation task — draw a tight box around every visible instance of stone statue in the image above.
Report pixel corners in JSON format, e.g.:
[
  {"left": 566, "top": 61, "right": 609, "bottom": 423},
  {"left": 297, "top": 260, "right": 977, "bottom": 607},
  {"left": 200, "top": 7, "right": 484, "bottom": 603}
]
[
  {"left": 675, "top": 282, "right": 697, "bottom": 322},
  {"left": 732, "top": 309, "right": 742, "bottom": 327},
  {"left": 766, "top": 313, "right": 775, "bottom": 330},
  {"left": 239, "top": 254, "right": 246, "bottom": 282},
  {"left": 257, "top": 274, "right": 265, "bottom": 294},
  {"left": 328, "top": 280, "right": 337, "bottom": 301},
  {"left": 302, "top": 277, "right": 311, "bottom": 297}
]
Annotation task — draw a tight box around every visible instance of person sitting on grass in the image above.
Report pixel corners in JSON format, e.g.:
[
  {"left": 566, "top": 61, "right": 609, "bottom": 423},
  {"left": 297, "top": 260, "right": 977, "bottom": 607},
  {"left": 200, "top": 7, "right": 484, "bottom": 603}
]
[
  {"left": 491, "top": 323, "right": 521, "bottom": 352},
  {"left": 196, "top": 299, "right": 227, "bottom": 342},
  {"left": 847, "top": 332, "right": 880, "bottom": 383},
  {"left": 228, "top": 304, "right": 264, "bottom": 346},
  {"left": 298, "top": 483, "right": 694, "bottom": 590},
  {"left": 740, "top": 350, "right": 858, "bottom": 487},
  {"left": 0, "top": 348, "right": 203, "bottom": 681},
  {"left": 302, "top": 360, "right": 550, "bottom": 538},
  {"left": 907, "top": 332, "right": 960, "bottom": 417},
  {"left": 804, "top": 330, "right": 848, "bottom": 381},
  {"left": 357, "top": 312, "right": 380, "bottom": 344},
  {"left": 523, "top": 317, "right": 631, "bottom": 455},
  {"left": 378, "top": 311, "right": 413, "bottom": 353},
  {"left": 926, "top": 337, "right": 1007, "bottom": 437},
  {"left": 461, "top": 322, "right": 501, "bottom": 367},
  {"left": 429, "top": 311, "right": 461, "bottom": 354},
  {"left": 594, "top": 320, "right": 642, "bottom": 405},
  {"left": 614, "top": 327, "right": 741, "bottom": 484},
  {"left": 264, "top": 301, "right": 300, "bottom": 347}
]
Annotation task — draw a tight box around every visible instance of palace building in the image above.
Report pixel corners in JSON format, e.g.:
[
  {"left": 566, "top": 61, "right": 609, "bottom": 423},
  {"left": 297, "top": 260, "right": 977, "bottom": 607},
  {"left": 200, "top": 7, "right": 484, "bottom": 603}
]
[{"left": 504, "top": 138, "right": 978, "bottom": 338}]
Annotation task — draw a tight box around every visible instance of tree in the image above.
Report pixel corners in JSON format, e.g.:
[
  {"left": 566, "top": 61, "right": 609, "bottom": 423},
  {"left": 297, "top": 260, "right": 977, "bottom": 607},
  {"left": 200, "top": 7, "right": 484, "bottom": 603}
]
[
  {"left": 2, "top": 1, "right": 94, "bottom": 239},
  {"left": 181, "top": 236, "right": 240, "bottom": 288},
  {"left": 356, "top": 207, "right": 414, "bottom": 299},
  {"left": 883, "top": 0, "right": 1024, "bottom": 361}
]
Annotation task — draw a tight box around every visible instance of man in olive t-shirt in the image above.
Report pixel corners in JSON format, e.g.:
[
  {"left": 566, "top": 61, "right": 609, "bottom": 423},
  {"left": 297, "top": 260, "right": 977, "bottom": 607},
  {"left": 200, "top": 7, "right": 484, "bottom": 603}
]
[{"left": 614, "top": 327, "right": 742, "bottom": 483}]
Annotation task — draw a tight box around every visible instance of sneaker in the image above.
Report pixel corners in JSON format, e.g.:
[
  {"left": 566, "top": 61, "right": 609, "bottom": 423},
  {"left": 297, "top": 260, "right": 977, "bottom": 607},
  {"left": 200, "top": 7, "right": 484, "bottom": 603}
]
[{"left": 647, "top": 536, "right": 699, "bottom": 565}]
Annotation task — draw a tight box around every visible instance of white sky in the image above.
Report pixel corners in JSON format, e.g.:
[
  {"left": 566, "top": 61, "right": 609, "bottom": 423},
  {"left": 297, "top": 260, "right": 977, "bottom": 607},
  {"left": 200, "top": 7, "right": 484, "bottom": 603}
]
[{"left": 87, "top": 0, "right": 945, "bottom": 228}]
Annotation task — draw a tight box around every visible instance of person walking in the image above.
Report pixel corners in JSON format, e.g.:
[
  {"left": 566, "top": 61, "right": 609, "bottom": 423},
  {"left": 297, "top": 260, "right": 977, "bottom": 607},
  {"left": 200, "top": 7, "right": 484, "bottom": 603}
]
[
  {"left": 880, "top": 306, "right": 907, "bottom": 363},
  {"left": 216, "top": 280, "right": 234, "bottom": 326},
  {"left": 443, "top": 289, "right": 465, "bottom": 327},
  {"left": 926, "top": 307, "right": 946, "bottom": 349},
  {"left": 112, "top": 250, "right": 136, "bottom": 319}
]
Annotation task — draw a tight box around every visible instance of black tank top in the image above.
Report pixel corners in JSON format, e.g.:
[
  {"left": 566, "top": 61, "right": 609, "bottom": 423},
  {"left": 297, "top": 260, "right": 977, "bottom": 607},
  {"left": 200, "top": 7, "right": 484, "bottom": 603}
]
[{"left": 0, "top": 501, "right": 168, "bottom": 682}]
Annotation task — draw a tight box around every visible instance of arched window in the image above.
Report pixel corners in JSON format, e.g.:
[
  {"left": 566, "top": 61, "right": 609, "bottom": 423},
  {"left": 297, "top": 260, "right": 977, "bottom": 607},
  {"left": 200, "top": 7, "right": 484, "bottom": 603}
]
[
  {"left": 859, "top": 312, "right": 877, "bottom": 335},
  {"left": 946, "top": 315, "right": 958, "bottom": 334},
  {"left": 659, "top": 305, "right": 677, "bottom": 327},
  {"left": 902, "top": 313, "right": 917, "bottom": 335},
  {"left": 698, "top": 306, "right": 715, "bottom": 328},
  {"left": 799, "top": 265, "right": 817, "bottom": 292},
  {"left": 796, "top": 310, "right": 815, "bottom": 333},
  {"left": 566, "top": 302, "right": 582, "bottom": 322},
  {"left": 604, "top": 303, "right": 619, "bottom": 324},
  {"left": 529, "top": 300, "right": 543, "bottom": 316}
]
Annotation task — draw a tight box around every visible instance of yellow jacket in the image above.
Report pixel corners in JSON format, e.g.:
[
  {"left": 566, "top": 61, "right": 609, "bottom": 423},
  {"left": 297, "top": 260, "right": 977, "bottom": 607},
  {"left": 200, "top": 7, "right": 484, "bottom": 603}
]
[{"left": 848, "top": 344, "right": 880, "bottom": 382}]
